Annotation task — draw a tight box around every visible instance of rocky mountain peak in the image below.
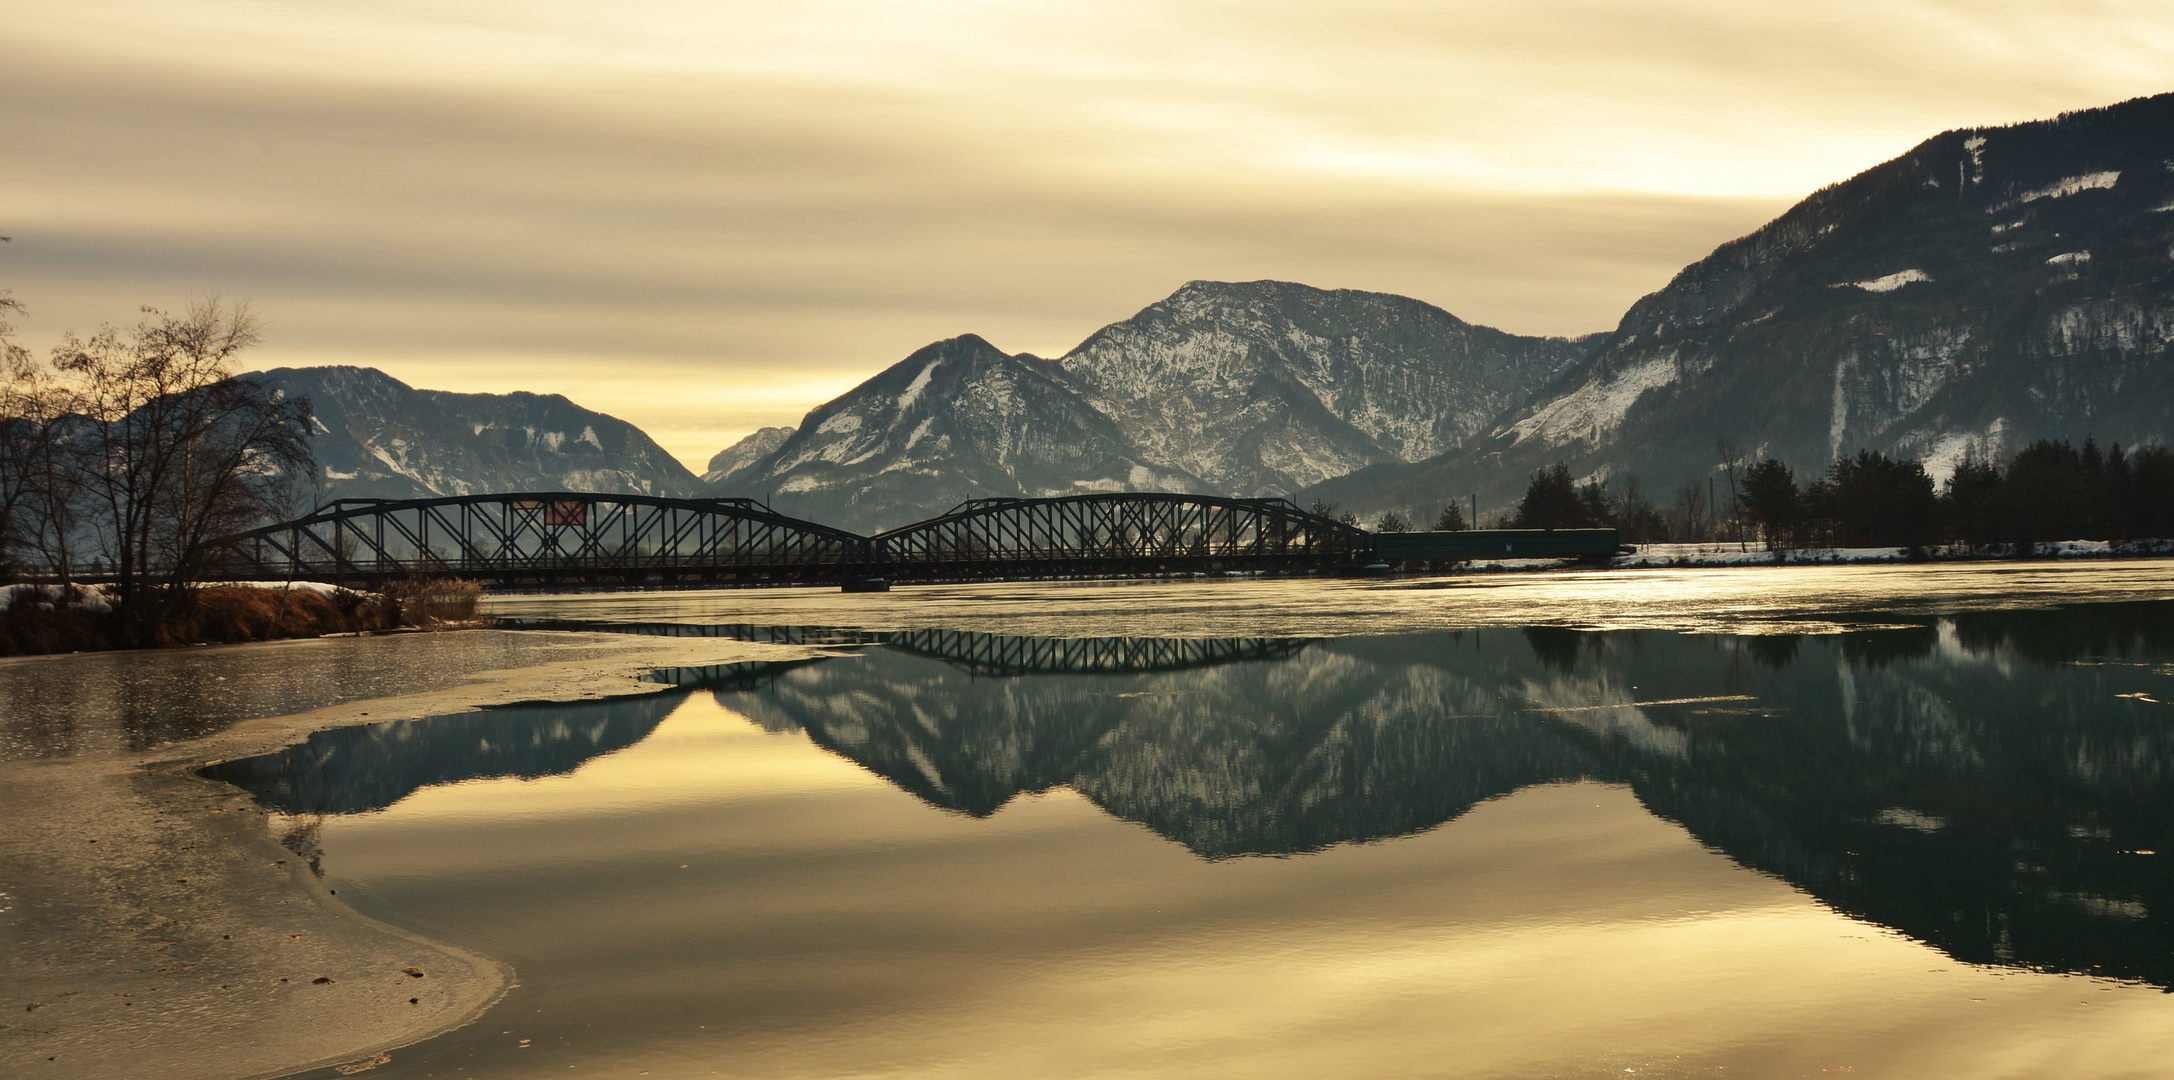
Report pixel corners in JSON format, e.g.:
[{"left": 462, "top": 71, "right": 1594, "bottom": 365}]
[
  {"left": 1057, "top": 279, "right": 1592, "bottom": 493},
  {"left": 246, "top": 365, "right": 699, "bottom": 502},
  {"left": 713, "top": 334, "right": 1199, "bottom": 532}
]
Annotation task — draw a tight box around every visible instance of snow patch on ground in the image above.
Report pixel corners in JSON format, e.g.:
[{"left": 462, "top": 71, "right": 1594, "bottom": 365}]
[
  {"left": 1916, "top": 419, "right": 2008, "bottom": 484},
  {"left": 0, "top": 583, "right": 113, "bottom": 614},
  {"left": 1506, "top": 353, "right": 1678, "bottom": 447},
  {"left": 2020, "top": 171, "right": 2121, "bottom": 203},
  {"left": 208, "top": 581, "right": 354, "bottom": 597},
  {"left": 1827, "top": 354, "right": 1855, "bottom": 460},
  {"left": 2046, "top": 251, "right": 2092, "bottom": 266},
  {"left": 904, "top": 416, "right": 936, "bottom": 451},
  {"left": 1590, "top": 539, "right": 2165, "bottom": 570},
  {"left": 1841, "top": 269, "right": 1931, "bottom": 293},
  {"left": 897, "top": 361, "right": 942, "bottom": 413},
  {"left": 1994, "top": 171, "right": 2120, "bottom": 211},
  {"left": 816, "top": 412, "right": 863, "bottom": 436},
  {"left": 2, "top": 580, "right": 364, "bottom": 616},
  {"left": 578, "top": 426, "right": 602, "bottom": 450},
  {"left": 539, "top": 431, "right": 566, "bottom": 453},
  {"left": 365, "top": 443, "right": 430, "bottom": 489}
]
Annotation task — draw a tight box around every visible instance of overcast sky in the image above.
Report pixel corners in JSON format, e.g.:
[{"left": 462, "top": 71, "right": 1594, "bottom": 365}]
[{"left": 5, "top": 1, "right": 2171, "bottom": 469}]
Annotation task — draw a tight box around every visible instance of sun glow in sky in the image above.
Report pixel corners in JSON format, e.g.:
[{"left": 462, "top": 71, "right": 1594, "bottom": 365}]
[{"left": 5, "top": 1, "right": 2172, "bottom": 467}]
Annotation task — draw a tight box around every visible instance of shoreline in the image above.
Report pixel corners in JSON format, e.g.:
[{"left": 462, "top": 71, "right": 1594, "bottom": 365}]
[{"left": 0, "top": 630, "right": 830, "bottom": 1080}]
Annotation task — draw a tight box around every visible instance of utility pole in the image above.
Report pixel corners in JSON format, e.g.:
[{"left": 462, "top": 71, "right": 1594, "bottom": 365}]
[{"left": 1470, "top": 493, "right": 1477, "bottom": 531}]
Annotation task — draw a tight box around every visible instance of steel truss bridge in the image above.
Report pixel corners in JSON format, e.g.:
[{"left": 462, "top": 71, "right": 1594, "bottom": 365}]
[
  {"left": 213, "top": 490, "right": 1622, "bottom": 588},
  {"left": 212, "top": 491, "right": 1374, "bottom": 587}
]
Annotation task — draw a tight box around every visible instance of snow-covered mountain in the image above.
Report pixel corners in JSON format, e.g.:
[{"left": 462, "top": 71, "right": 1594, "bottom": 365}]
[
  {"left": 714, "top": 335, "right": 1201, "bottom": 532},
  {"left": 1305, "top": 92, "right": 2174, "bottom": 521},
  {"left": 1060, "top": 280, "right": 1594, "bottom": 493},
  {"left": 702, "top": 426, "right": 794, "bottom": 484},
  {"left": 249, "top": 366, "right": 700, "bottom": 502},
  {"left": 715, "top": 282, "right": 1591, "bottom": 531}
]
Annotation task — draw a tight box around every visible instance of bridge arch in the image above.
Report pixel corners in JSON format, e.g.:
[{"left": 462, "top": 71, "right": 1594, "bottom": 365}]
[
  {"left": 869, "top": 493, "right": 1366, "bottom": 578},
  {"left": 212, "top": 492, "right": 870, "bottom": 586}
]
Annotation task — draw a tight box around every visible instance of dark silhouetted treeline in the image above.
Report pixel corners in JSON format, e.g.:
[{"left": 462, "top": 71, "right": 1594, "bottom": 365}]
[{"left": 1505, "top": 439, "right": 2174, "bottom": 551}]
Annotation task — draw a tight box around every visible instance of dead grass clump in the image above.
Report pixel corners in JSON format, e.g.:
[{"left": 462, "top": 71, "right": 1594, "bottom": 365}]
[
  {"left": 168, "top": 587, "right": 352, "bottom": 646},
  {"left": 382, "top": 578, "right": 483, "bottom": 628}
]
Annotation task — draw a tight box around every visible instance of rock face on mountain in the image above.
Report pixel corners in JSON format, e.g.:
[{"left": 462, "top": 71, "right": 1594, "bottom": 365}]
[
  {"left": 1060, "top": 280, "right": 1594, "bottom": 494},
  {"left": 1305, "top": 92, "right": 2174, "bottom": 521},
  {"left": 250, "top": 366, "right": 699, "bottom": 502},
  {"left": 714, "top": 335, "right": 1201, "bottom": 532},
  {"left": 715, "top": 282, "right": 1590, "bottom": 531},
  {"left": 702, "top": 426, "right": 794, "bottom": 484}
]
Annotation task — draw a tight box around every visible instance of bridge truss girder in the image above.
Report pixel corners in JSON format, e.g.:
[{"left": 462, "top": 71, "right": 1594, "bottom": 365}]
[
  {"left": 212, "top": 493, "right": 871, "bottom": 586},
  {"left": 869, "top": 493, "right": 1365, "bottom": 579}
]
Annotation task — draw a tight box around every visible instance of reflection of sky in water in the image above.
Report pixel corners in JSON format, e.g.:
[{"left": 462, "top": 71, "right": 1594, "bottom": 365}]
[
  {"left": 486, "top": 559, "right": 2174, "bottom": 637},
  {"left": 223, "top": 598, "right": 2174, "bottom": 1080}
]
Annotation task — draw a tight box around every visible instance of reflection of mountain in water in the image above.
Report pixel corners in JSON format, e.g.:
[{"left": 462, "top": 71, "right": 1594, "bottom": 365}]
[
  {"left": 720, "top": 632, "right": 1599, "bottom": 857},
  {"left": 202, "top": 661, "right": 803, "bottom": 815},
  {"left": 1539, "top": 606, "right": 2174, "bottom": 993},
  {"left": 714, "top": 608, "right": 2174, "bottom": 988},
  {"left": 215, "top": 606, "right": 2174, "bottom": 989}
]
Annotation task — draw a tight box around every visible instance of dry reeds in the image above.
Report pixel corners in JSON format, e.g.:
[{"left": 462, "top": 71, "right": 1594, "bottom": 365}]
[
  {"left": 382, "top": 577, "right": 483, "bottom": 628},
  {"left": 160, "top": 586, "right": 398, "bottom": 647},
  {"left": 0, "top": 577, "right": 481, "bottom": 656}
]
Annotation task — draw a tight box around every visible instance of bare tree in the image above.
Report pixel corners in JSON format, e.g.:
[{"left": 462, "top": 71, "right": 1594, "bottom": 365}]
[
  {"left": 0, "top": 292, "right": 35, "bottom": 578},
  {"left": 48, "top": 298, "right": 315, "bottom": 641},
  {"left": 0, "top": 293, "right": 81, "bottom": 582},
  {"left": 1716, "top": 436, "right": 1747, "bottom": 550},
  {"left": 1666, "top": 480, "right": 1709, "bottom": 544}
]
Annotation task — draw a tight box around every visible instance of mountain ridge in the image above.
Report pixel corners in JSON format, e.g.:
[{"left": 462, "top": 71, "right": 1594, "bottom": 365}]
[
  {"left": 711, "top": 280, "right": 1594, "bottom": 531},
  {"left": 247, "top": 366, "right": 700, "bottom": 503},
  {"left": 1303, "top": 91, "right": 2174, "bottom": 522}
]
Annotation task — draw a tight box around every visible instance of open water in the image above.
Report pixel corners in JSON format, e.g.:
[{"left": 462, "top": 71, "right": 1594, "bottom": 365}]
[{"left": 173, "top": 565, "right": 2174, "bottom": 1076}]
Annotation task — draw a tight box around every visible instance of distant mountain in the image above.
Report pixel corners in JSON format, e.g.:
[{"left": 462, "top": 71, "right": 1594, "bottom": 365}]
[
  {"left": 250, "top": 366, "right": 700, "bottom": 502},
  {"left": 1061, "top": 280, "right": 1595, "bottom": 494},
  {"left": 1305, "top": 92, "right": 2174, "bottom": 522},
  {"left": 702, "top": 426, "right": 794, "bottom": 484},
  {"left": 715, "top": 282, "right": 1591, "bottom": 531},
  {"left": 712, "top": 335, "right": 1201, "bottom": 532}
]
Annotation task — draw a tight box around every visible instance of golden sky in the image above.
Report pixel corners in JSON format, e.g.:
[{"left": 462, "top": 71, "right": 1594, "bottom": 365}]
[{"left": 5, "top": 1, "right": 2171, "bottom": 468}]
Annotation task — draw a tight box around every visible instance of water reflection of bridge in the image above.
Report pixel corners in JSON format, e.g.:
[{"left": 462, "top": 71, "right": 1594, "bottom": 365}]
[{"left": 541, "top": 620, "right": 1309, "bottom": 679}]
